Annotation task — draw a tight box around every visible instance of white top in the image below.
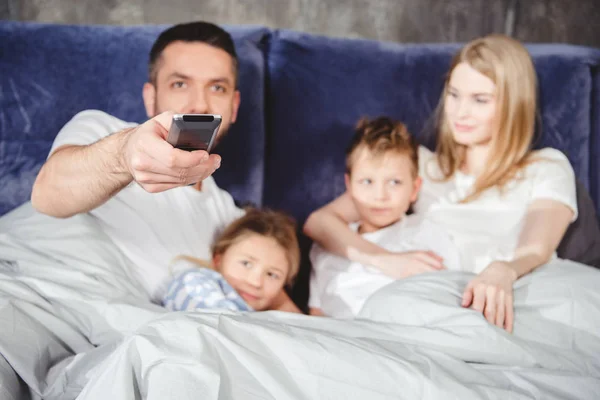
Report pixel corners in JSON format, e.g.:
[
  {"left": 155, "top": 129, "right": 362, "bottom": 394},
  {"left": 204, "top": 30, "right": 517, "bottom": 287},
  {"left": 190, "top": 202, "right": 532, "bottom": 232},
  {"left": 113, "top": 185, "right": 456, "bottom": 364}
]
[
  {"left": 50, "top": 110, "right": 244, "bottom": 302},
  {"left": 309, "top": 214, "right": 461, "bottom": 319},
  {"left": 415, "top": 146, "right": 578, "bottom": 273}
]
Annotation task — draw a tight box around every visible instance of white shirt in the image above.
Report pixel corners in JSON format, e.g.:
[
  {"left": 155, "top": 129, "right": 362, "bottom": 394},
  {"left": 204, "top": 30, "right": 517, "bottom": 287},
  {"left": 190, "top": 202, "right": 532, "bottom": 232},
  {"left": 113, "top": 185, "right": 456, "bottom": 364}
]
[
  {"left": 415, "top": 146, "right": 578, "bottom": 273},
  {"left": 50, "top": 110, "right": 244, "bottom": 302},
  {"left": 309, "top": 214, "right": 461, "bottom": 319}
]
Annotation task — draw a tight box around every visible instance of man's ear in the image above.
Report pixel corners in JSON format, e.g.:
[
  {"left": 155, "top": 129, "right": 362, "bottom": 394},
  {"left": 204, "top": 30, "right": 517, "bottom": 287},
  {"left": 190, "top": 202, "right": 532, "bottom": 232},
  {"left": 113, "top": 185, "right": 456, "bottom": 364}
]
[
  {"left": 411, "top": 176, "right": 423, "bottom": 203},
  {"left": 142, "top": 82, "right": 156, "bottom": 118},
  {"left": 230, "top": 90, "right": 241, "bottom": 124}
]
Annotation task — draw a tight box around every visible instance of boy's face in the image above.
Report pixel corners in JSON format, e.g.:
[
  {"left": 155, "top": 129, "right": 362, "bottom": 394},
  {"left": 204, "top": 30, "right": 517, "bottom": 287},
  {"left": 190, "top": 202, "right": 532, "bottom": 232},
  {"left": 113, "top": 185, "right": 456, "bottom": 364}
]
[{"left": 346, "top": 149, "right": 421, "bottom": 234}]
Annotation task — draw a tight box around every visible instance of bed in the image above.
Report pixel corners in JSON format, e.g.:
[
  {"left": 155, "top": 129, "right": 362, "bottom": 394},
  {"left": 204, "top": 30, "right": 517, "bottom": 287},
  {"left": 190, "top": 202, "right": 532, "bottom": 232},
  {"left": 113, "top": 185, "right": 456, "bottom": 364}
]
[{"left": 1, "top": 21, "right": 600, "bottom": 399}]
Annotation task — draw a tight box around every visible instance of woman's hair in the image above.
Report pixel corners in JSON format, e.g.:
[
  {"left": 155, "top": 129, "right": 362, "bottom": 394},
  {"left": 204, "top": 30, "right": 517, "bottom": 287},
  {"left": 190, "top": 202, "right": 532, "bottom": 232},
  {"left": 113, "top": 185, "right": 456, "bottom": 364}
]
[
  {"left": 435, "top": 34, "right": 537, "bottom": 202},
  {"left": 173, "top": 208, "right": 300, "bottom": 286},
  {"left": 345, "top": 116, "right": 418, "bottom": 177}
]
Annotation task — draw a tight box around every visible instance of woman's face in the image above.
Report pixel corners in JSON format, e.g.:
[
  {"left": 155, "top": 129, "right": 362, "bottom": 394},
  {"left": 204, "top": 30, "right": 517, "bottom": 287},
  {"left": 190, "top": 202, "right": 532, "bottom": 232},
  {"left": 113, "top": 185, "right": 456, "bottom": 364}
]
[
  {"left": 215, "top": 234, "right": 289, "bottom": 311},
  {"left": 444, "top": 62, "right": 498, "bottom": 148}
]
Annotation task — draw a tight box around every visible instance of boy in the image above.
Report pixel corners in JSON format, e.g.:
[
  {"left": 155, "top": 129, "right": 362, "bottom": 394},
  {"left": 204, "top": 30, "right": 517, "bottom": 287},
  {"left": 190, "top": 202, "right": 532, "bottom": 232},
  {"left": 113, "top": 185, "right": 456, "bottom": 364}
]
[{"left": 308, "top": 117, "right": 460, "bottom": 318}]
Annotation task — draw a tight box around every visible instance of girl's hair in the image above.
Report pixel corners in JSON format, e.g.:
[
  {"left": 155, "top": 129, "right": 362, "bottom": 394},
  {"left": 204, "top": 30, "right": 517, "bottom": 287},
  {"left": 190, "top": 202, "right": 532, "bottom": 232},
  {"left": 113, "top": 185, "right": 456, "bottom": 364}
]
[
  {"left": 173, "top": 208, "right": 300, "bottom": 286},
  {"left": 434, "top": 34, "right": 537, "bottom": 202},
  {"left": 345, "top": 116, "right": 418, "bottom": 177}
]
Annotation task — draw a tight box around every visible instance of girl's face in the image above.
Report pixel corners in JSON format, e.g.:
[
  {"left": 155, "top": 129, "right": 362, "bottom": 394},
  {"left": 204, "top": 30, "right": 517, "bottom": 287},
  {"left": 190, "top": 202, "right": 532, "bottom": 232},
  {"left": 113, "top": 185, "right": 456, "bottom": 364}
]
[
  {"left": 444, "top": 62, "right": 498, "bottom": 148},
  {"left": 215, "top": 234, "right": 290, "bottom": 311}
]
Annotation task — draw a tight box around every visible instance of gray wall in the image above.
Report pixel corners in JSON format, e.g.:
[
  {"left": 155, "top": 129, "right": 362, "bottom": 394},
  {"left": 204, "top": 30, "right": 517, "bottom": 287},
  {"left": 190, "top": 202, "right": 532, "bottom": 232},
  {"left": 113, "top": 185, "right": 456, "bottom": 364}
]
[{"left": 3, "top": 0, "right": 600, "bottom": 47}]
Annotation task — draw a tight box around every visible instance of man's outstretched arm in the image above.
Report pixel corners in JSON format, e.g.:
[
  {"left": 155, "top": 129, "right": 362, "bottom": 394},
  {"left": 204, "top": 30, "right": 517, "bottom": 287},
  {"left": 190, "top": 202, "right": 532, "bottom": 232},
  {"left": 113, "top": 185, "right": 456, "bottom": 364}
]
[{"left": 32, "top": 112, "right": 221, "bottom": 218}]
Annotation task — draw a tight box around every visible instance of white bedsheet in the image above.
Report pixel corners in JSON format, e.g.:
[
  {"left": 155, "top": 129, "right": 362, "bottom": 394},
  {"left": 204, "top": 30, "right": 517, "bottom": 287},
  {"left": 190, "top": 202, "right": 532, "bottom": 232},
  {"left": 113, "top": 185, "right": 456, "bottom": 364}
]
[
  {"left": 0, "top": 204, "right": 165, "bottom": 399},
  {"left": 77, "top": 263, "right": 600, "bottom": 399},
  {"left": 1, "top": 203, "right": 599, "bottom": 399}
]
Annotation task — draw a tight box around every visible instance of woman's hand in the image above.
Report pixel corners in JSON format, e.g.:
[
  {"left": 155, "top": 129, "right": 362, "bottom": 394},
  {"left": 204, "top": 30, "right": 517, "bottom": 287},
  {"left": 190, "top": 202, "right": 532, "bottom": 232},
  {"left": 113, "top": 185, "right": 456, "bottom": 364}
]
[
  {"left": 461, "top": 261, "right": 518, "bottom": 333},
  {"left": 348, "top": 248, "right": 446, "bottom": 279}
]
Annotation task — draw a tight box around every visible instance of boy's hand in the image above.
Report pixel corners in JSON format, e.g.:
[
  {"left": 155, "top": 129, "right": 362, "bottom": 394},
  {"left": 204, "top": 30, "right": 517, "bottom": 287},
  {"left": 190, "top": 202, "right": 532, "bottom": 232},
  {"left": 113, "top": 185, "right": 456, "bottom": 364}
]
[{"left": 348, "top": 248, "right": 446, "bottom": 279}]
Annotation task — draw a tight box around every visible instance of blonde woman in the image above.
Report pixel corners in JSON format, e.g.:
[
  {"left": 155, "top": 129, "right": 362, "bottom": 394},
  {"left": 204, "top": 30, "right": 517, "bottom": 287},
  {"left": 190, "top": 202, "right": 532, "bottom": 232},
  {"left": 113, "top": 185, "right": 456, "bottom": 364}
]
[
  {"left": 304, "top": 34, "right": 577, "bottom": 332},
  {"left": 164, "top": 208, "right": 301, "bottom": 313}
]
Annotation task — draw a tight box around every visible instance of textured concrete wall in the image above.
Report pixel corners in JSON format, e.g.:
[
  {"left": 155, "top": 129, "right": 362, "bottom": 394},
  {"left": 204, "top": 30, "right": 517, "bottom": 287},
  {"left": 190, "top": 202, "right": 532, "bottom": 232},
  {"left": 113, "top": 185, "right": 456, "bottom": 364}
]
[{"left": 2, "top": 0, "right": 599, "bottom": 47}]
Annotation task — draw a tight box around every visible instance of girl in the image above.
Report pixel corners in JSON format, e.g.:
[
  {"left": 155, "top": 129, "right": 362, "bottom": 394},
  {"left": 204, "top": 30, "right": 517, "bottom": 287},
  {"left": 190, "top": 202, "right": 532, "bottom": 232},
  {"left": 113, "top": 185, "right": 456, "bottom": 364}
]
[
  {"left": 163, "top": 208, "right": 301, "bottom": 313},
  {"left": 304, "top": 34, "right": 578, "bottom": 332}
]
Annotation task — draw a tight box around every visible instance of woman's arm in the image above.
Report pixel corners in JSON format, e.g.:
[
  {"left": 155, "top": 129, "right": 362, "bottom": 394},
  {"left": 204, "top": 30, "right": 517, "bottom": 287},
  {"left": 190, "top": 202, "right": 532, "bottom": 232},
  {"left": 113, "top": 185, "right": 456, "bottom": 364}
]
[
  {"left": 505, "top": 199, "right": 574, "bottom": 277},
  {"left": 462, "top": 199, "right": 574, "bottom": 332}
]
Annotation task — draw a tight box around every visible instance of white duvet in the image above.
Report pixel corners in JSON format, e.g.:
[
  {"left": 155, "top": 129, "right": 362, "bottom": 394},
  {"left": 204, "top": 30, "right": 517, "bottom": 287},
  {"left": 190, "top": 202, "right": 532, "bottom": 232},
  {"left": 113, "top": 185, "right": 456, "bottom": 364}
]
[{"left": 1, "top": 204, "right": 599, "bottom": 399}]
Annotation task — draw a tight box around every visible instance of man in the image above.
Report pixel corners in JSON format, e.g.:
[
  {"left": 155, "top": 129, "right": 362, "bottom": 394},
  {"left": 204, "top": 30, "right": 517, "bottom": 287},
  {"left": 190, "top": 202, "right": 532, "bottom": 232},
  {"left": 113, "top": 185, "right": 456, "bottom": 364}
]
[{"left": 31, "top": 22, "right": 244, "bottom": 303}]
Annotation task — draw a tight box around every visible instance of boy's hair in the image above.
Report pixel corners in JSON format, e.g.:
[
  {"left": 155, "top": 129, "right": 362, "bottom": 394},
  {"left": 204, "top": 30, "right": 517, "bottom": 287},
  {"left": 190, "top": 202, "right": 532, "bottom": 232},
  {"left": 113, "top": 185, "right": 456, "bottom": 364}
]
[
  {"left": 345, "top": 116, "right": 418, "bottom": 177},
  {"left": 148, "top": 21, "right": 238, "bottom": 85},
  {"left": 211, "top": 208, "right": 300, "bottom": 286}
]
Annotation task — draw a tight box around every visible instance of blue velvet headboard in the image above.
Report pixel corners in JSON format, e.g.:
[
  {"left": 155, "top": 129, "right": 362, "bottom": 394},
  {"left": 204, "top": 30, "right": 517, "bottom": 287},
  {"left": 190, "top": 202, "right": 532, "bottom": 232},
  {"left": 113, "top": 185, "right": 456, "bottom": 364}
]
[
  {"left": 2, "top": 22, "right": 600, "bottom": 225},
  {"left": 263, "top": 29, "right": 600, "bottom": 224}
]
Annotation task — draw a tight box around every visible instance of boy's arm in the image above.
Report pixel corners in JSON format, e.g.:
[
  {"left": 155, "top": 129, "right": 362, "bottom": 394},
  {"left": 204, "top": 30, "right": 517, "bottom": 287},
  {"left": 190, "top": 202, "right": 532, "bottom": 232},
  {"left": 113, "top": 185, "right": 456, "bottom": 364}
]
[
  {"left": 305, "top": 192, "right": 445, "bottom": 274},
  {"left": 303, "top": 191, "right": 386, "bottom": 259}
]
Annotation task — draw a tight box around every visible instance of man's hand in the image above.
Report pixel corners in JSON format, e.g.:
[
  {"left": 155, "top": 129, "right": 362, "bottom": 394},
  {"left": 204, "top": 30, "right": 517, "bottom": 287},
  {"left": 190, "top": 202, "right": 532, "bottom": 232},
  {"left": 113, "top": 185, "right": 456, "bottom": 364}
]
[
  {"left": 461, "top": 261, "right": 518, "bottom": 333},
  {"left": 121, "top": 111, "right": 222, "bottom": 192},
  {"left": 348, "top": 248, "right": 446, "bottom": 279}
]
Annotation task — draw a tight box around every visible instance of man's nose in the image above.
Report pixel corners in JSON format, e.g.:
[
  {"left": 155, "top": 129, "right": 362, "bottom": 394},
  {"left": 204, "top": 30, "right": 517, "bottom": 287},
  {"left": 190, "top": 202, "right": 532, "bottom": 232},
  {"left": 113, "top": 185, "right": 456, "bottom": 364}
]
[{"left": 187, "top": 88, "right": 209, "bottom": 114}]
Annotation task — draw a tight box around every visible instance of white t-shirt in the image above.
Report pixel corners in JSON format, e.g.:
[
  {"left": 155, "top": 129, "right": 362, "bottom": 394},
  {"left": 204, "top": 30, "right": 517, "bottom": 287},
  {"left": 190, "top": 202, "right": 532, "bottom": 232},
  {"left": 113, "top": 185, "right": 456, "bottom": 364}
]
[
  {"left": 309, "top": 214, "right": 461, "bottom": 319},
  {"left": 49, "top": 110, "right": 244, "bottom": 302},
  {"left": 415, "top": 146, "right": 578, "bottom": 273}
]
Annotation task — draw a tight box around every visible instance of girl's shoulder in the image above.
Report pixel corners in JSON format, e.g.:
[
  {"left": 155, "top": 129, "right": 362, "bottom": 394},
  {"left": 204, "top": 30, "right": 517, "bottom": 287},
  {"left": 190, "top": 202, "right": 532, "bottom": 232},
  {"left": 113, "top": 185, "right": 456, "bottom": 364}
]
[{"left": 169, "top": 256, "right": 214, "bottom": 277}]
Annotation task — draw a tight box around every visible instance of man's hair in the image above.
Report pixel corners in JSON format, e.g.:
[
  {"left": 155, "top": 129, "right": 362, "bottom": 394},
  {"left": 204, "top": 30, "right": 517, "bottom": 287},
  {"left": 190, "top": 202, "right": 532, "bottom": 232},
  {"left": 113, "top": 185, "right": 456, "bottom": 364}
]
[
  {"left": 345, "top": 116, "right": 418, "bottom": 177},
  {"left": 148, "top": 21, "right": 238, "bottom": 85}
]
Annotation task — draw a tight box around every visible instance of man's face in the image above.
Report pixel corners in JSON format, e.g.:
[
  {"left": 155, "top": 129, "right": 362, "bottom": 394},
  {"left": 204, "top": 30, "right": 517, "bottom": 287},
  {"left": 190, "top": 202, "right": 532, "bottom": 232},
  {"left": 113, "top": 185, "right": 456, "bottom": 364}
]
[{"left": 143, "top": 41, "right": 241, "bottom": 139}]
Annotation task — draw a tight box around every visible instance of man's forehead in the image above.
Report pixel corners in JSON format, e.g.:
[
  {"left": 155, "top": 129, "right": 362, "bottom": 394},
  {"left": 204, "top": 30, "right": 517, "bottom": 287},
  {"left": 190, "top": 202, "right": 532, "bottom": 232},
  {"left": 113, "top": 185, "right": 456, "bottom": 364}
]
[{"left": 155, "top": 41, "right": 236, "bottom": 81}]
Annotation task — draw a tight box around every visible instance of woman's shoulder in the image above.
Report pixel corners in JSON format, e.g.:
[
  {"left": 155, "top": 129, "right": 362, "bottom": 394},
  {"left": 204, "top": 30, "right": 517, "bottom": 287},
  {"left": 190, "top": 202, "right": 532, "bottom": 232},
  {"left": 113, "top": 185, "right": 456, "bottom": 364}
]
[
  {"left": 525, "top": 148, "right": 574, "bottom": 176},
  {"left": 529, "top": 147, "right": 570, "bottom": 162}
]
